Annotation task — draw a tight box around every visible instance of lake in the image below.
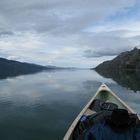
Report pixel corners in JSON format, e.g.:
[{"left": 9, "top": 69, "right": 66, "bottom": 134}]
[{"left": 0, "top": 69, "right": 140, "bottom": 140}]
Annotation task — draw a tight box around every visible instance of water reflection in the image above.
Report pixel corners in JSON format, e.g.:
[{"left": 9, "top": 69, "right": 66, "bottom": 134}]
[
  {"left": 0, "top": 70, "right": 139, "bottom": 140},
  {"left": 95, "top": 70, "right": 140, "bottom": 92}
]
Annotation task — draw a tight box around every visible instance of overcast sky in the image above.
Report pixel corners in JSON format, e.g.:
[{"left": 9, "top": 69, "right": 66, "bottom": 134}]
[{"left": 0, "top": 0, "right": 140, "bottom": 68}]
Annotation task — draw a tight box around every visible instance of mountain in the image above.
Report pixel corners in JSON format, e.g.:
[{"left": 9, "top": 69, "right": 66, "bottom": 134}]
[
  {"left": 0, "top": 58, "right": 49, "bottom": 79},
  {"left": 46, "top": 65, "right": 79, "bottom": 70},
  {"left": 93, "top": 48, "right": 140, "bottom": 92},
  {"left": 94, "top": 47, "right": 140, "bottom": 72}
]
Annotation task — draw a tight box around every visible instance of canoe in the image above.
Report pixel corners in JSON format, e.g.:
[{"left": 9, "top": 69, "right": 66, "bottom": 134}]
[{"left": 63, "top": 83, "right": 140, "bottom": 140}]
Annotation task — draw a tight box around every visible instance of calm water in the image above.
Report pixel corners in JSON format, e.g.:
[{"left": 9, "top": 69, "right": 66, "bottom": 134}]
[{"left": 0, "top": 70, "right": 140, "bottom": 140}]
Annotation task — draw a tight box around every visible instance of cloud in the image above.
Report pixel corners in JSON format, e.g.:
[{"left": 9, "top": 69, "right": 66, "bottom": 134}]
[
  {"left": 82, "top": 28, "right": 140, "bottom": 58},
  {"left": 0, "top": 0, "right": 140, "bottom": 67},
  {"left": 0, "top": 0, "right": 135, "bottom": 34},
  {"left": 0, "top": 32, "right": 82, "bottom": 66},
  {"left": 0, "top": 31, "right": 14, "bottom": 36},
  {"left": 1, "top": 29, "right": 140, "bottom": 67}
]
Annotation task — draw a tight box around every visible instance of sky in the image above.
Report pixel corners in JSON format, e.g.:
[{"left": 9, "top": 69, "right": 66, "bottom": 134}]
[{"left": 0, "top": 0, "right": 140, "bottom": 68}]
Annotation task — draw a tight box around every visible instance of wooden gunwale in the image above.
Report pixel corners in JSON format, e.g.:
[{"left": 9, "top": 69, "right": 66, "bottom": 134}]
[{"left": 63, "top": 83, "right": 139, "bottom": 140}]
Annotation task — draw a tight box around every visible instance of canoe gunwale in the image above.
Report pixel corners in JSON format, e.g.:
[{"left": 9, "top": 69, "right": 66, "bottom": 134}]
[
  {"left": 63, "top": 83, "right": 139, "bottom": 140},
  {"left": 63, "top": 84, "right": 103, "bottom": 140}
]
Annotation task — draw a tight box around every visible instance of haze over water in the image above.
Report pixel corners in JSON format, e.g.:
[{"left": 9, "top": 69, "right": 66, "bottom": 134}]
[{"left": 0, "top": 70, "right": 139, "bottom": 140}]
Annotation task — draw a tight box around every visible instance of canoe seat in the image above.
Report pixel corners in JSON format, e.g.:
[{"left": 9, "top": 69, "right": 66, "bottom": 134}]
[{"left": 84, "top": 109, "right": 96, "bottom": 116}]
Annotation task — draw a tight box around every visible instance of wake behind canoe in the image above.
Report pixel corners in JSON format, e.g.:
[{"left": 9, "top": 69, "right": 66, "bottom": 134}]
[{"left": 63, "top": 84, "right": 140, "bottom": 140}]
